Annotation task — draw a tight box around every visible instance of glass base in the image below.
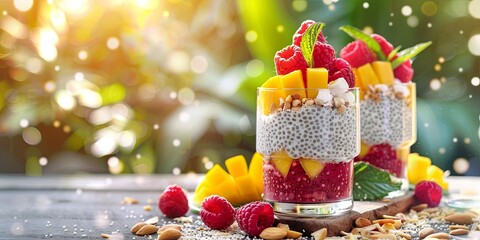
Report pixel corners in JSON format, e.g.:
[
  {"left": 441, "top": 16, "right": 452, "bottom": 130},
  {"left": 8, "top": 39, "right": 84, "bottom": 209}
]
[
  {"left": 385, "top": 177, "right": 409, "bottom": 198},
  {"left": 266, "top": 197, "right": 353, "bottom": 217}
]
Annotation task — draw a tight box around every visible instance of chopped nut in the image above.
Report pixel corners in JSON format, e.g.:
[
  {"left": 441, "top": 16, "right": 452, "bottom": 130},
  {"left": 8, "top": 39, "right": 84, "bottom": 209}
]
[
  {"left": 285, "top": 95, "right": 292, "bottom": 103},
  {"left": 419, "top": 227, "right": 436, "bottom": 239},
  {"left": 276, "top": 223, "right": 289, "bottom": 230},
  {"left": 425, "top": 232, "right": 450, "bottom": 239},
  {"left": 291, "top": 106, "right": 301, "bottom": 111},
  {"left": 305, "top": 99, "right": 314, "bottom": 106},
  {"left": 158, "top": 224, "right": 182, "bottom": 234},
  {"left": 301, "top": 98, "right": 307, "bottom": 103},
  {"left": 314, "top": 98, "right": 324, "bottom": 106},
  {"left": 411, "top": 203, "right": 428, "bottom": 212},
  {"left": 355, "top": 217, "right": 372, "bottom": 228},
  {"left": 292, "top": 99, "right": 301, "bottom": 107},
  {"left": 144, "top": 216, "right": 159, "bottom": 225},
  {"left": 143, "top": 205, "right": 152, "bottom": 211},
  {"left": 291, "top": 93, "right": 301, "bottom": 100},
  {"left": 311, "top": 228, "right": 327, "bottom": 240},
  {"left": 259, "top": 227, "right": 287, "bottom": 240},
  {"left": 444, "top": 213, "right": 473, "bottom": 225},
  {"left": 370, "top": 233, "right": 397, "bottom": 240},
  {"left": 450, "top": 229, "right": 469, "bottom": 236},
  {"left": 283, "top": 101, "right": 291, "bottom": 111},
  {"left": 382, "top": 223, "right": 396, "bottom": 231},
  {"left": 333, "top": 97, "right": 344, "bottom": 108},
  {"left": 337, "top": 104, "right": 346, "bottom": 114},
  {"left": 122, "top": 196, "right": 139, "bottom": 205},
  {"left": 285, "top": 230, "right": 302, "bottom": 239},
  {"left": 372, "top": 219, "right": 396, "bottom": 225},
  {"left": 449, "top": 225, "right": 469, "bottom": 231},
  {"left": 100, "top": 233, "right": 112, "bottom": 238}
]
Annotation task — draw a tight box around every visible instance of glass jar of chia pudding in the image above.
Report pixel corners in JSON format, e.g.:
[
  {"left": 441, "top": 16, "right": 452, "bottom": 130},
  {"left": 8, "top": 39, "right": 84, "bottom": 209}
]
[
  {"left": 355, "top": 82, "right": 416, "bottom": 197},
  {"left": 256, "top": 87, "right": 360, "bottom": 216}
]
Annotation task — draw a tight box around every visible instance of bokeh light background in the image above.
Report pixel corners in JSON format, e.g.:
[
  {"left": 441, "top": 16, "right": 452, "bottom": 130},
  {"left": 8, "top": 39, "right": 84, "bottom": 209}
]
[{"left": 0, "top": 0, "right": 479, "bottom": 176}]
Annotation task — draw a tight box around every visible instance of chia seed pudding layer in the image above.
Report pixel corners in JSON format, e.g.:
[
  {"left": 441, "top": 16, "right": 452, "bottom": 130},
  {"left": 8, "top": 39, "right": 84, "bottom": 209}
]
[
  {"left": 256, "top": 105, "right": 359, "bottom": 162},
  {"left": 360, "top": 96, "right": 413, "bottom": 148}
]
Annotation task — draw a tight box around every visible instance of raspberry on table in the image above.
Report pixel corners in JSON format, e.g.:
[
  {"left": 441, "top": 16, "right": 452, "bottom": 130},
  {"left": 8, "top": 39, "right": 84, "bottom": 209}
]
[
  {"left": 292, "top": 19, "right": 326, "bottom": 47},
  {"left": 340, "top": 40, "right": 376, "bottom": 68},
  {"left": 200, "top": 195, "right": 235, "bottom": 230},
  {"left": 158, "top": 185, "right": 189, "bottom": 218},
  {"left": 235, "top": 201, "right": 274, "bottom": 237},
  {"left": 274, "top": 45, "right": 308, "bottom": 76},
  {"left": 327, "top": 58, "right": 355, "bottom": 88},
  {"left": 312, "top": 42, "right": 335, "bottom": 68},
  {"left": 414, "top": 180, "right": 443, "bottom": 207}
]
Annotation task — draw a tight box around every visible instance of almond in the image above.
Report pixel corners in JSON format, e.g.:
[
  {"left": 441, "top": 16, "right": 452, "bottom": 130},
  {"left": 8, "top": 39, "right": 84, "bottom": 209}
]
[
  {"left": 444, "top": 213, "right": 473, "bottom": 225},
  {"left": 449, "top": 225, "right": 469, "bottom": 230},
  {"left": 285, "top": 230, "right": 302, "bottom": 239},
  {"left": 130, "top": 222, "right": 148, "bottom": 233},
  {"left": 419, "top": 227, "right": 435, "bottom": 239},
  {"left": 144, "top": 216, "right": 159, "bottom": 225},
  {"left": 136, "top": 224, "right": 159, "bottom": 236},
  {"left": 426, "top": 232, "right": 450, "bottom": 239},
  {"left": 355, "top": 217, "right": 372, "bottom": 227},
  {"left": 276, "top": 223, "right": 289, "bottom": 230},
  {"left": 411, "top": 203, "right": 428, "bottom": 212},
  {"left": 100, "top": 233, "right": 112, "bottom": 238},
  {"left": 311, "top": 228, "right": 327, "bottom": 240},
  {"left": 158, "top": 228, "right": 182, "bottom": 240},
  {"left": 259, "top": 227, "right": 287, "bottom": 240},
  {"left": 372, "top": 219, "right": 395, "bottom": 225},
  {"left": 393, "top": 220, "right": 402, "bottom": 229},
  {"left": 370, "top": 233, "right": 397, "bottom": 240},
  {"left": 158, "top": 224, "right": 182, "bottom": 234},
  {"left": 449, "top": 229, "right": 469, "bottom": 236}
]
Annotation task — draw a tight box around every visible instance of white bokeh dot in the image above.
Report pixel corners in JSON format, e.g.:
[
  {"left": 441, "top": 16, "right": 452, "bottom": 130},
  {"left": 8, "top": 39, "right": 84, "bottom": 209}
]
[
  {"left": 107, "top": 37, "right": 120, "bottom": 50},
  {"left": 472, "top": 77, "right": 480, "bottom": 86},
  {"left": 245, "top": 31, "right": 257, "bottom": 43},
  {"left": 172, "top": 167, "right": 181, "bottom": 175},
  {"left": 363, "top": 2, "right": 369, "bottom": 9},
  {"left": 172, "top": 139, "right": 180, "bottom": 147},
  {"left": 427, "top": 23, "right": 432, "bottom": 28},
  {"left": 430, "top": 79, "right": 441, "bottom": 91},
  {"left": 453, "top": 137, "right": 458, "bottom": 143},
  {"left": 453, "top": 158, "right": 469, "bottom": 174},
  {"left": 20, "top": 119, "right": 29, "bottom": 128},
  {"left": 401, "top": 5, "right": 412, "bottom": 16},
  {"left": 407, "top": 16, "right": 419, "bottom": 27},
  {"left": 39, "top": 157, "right": 48, "bottom": 166},
  {"left": 468, "top": 0, "right": 480, "bottom": 19},
  {"left": 468, "top": 35, "right": 480, "bottom": 56}
]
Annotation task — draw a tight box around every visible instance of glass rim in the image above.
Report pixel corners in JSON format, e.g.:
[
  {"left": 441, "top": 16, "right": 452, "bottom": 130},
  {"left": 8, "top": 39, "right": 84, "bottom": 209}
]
[{"left": 257, "top": 87, "right": 360, "bottom": 91}]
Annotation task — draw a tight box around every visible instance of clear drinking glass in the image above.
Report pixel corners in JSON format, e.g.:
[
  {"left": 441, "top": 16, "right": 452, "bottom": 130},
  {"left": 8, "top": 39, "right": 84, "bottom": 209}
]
[
  {"left": 256, "top": 87, "right": 360, "bottom": 216},
  {"left": 356, "top": 83, "right": 416, "bottom": 197}
]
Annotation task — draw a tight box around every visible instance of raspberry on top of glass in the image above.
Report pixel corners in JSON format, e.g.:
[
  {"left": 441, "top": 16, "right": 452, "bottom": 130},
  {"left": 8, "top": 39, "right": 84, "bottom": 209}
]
[
  {"left": 256, "top": 20, "right": 360, "bottom": 214},
  {"left": 338, "top": 25, "right": 430, "bottom": 182}
]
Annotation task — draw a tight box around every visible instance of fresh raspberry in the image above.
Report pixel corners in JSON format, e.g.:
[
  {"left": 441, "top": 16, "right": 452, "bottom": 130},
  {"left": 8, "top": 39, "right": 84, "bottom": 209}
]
[
  {"left": 292, "top": 20, "right": 326, "bottom": 47},
  {"left": 235, "top": 201, "right": 274, "bottom": 237},
  {"left": 200, "top": 195, "right": 235, "bottom": 230},
  {"left": 414, "top": 181, "right": 443, "bottom": 207},
  {"left": 372, "top": 33, "right": 394, "bottom": 56},
  {"left": 340, "top": 40, "right": 376, "bottom": 68},
  {"left": 394, "top": 59, "right": 414, "bottom": 82},
  {"left": 274, "top": 45, "right": 308, "bottom": 76},
  {"left": 361, "top": 144, "right": 404, "bottom": 177},
  {"left": 327, "top": 58, "right": 355, "bottom": 88},
  {"left": 158, "top": 185, "right": 189, "bottom": 218},
  {"left": 312, "top": 42, "right": 335, "bottom": 68}
]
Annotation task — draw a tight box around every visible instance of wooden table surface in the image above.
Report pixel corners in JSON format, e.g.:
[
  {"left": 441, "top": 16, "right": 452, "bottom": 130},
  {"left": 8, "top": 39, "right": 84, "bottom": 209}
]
[{"left": 0, "top": 175, "right": 479, "bottom": 239}]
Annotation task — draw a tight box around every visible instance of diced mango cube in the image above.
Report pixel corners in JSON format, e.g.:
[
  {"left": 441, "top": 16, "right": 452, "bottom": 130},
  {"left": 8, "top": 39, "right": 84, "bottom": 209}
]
[
  {"left": 249, "top": 152, "right": 264, "bottom": 196},
  {"left": 205, "top": 164, "right": 231, "bottom": 184},
  {"left": 300, "top": 159, "right": 325, "bottom": 179},
  {"left": 371, "top": 61, "right": 394, "bottom": 85},
  {"left": 215, "top": 176, "right": 242, "bottom": 206},
  {"left": 260, "top": 75, "right": 283, "bottom": 115},
  {"left": 396, "top": 147, "right": 410, "bottom": 163},
  {"left": 234, "top": 174, "right": 261, "bottom": 202},
  {"left": 407, "top": 153, "right": 432, "bottom": 185},
  {"left": 280, "top": 70, "right": 306, "bottom": 99},
  {"left": 426, "top": 165, "right": 444, "bottom": 180},
  {"left": 306, "top": 68, "right": 328, "bottom": 98},
  {"left": 271, "top": 151, "right": 293, "bottom": 177},
  {"left": 356, "top": 63, "right": 380, "bottom": 88},
  {"left": 225, "top": 155, "right": 248, "bottom": 178},
  {"left": 359, "top": 142, "right": 370, "bottom": 159}
]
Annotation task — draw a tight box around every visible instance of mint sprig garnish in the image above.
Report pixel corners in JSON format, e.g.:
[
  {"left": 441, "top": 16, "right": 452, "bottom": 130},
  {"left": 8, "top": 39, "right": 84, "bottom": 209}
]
[
  {"left": 391, "top": 41, "right": 432, "bottom": 68},
  {"left": 339, "top": 25, "right": 386, "bottom": 61},
  {"left": 300, "top": 22, "right": 325, "bottom": 67},
  {"left": 353, "top": 162, "right": 402, "bottom": 201}
]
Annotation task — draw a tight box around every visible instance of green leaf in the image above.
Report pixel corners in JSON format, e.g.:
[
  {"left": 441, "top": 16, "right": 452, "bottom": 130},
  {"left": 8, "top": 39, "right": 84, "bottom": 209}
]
[
  {"left": 300, "top": 22, "right": 325, "bottom": 67},
  {"left": 387, "top": 45, "right": 402, "bottom": 61},
  {"left": 339, "top": 25, "right": 386, "bottom": 61},
  {"left": 353, "top": 162, "right": 402, "bottom": 201},
  {"left": 391, "top": 41, "right": 432, "bottom": 69}
]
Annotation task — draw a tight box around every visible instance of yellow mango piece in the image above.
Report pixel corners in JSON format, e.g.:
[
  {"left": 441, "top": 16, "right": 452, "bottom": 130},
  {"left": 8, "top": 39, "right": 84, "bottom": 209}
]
[
  {"left": 215, "top": 176, "right": 242, "bottom": 205},
  {"left": 260, "top": 76, "right": 283, "bottom": 115},
  {"left": 234, "top": 175, "right": 261, "bottom": 202},
  {"left": 271, "top": 151, "right": 293, "bottom": 177},
  {"left": 225, "top": 155, "right": 248, "bottom": 178},
  {"left": 407, "top": 153, "right": 432, "bottom": 185},
  {"left": 371, "top": 61, "right": 394, "bottom": 85},
  {"left": 193, "top": 186, "right": 213, "bottom": 206},
  {"left": 249, "top": 152, "right": 264, "bottom": 196},
  {"left": 205, "top": 164, "right": 231, "bottom": 184},
  {"left": 359, "top": 142, "right": 370, "bottom": 159},
  {"left": 396, "top": 147, "right": 410, "bottom": 163},
  {"left": 426, "top": 165, "right": 444, "bottom": 180},
  {"left": 306, "top": 68, "right": 328, "bottom": 98},
  {"left": 356, "top": 63, "right": 380, "bottom": 88},
  {"left": 280, "top": 70, "right": 306, "bottom": 99},
  {"left": 300, "top": 159, "right": 325, "bottom": 179}
]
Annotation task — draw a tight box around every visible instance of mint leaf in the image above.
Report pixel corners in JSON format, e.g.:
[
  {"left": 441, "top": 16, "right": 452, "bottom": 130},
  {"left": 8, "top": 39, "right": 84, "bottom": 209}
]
[
  {"left": 353, "top": 162, "right": 402, "bottom": 201},
  {"left": 339, "top": 25, "right": 386, "bottom": 61},
  {"left": 391, "top": 41, "right": 432, "bottom": 69},
  {"left": 387, "top": 45, "right": 402, "bottom": 61},
  {"left": 300, "top": 22, "right": 325, "bottom": 67}
]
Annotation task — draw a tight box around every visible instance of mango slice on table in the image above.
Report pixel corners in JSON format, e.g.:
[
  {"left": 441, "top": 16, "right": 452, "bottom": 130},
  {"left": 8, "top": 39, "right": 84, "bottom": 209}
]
[
  {"left": 260, "top": 75, "right": 283, "bottom": 115},
  {"left": 215, "top": 176, "right": 242, "bottom": 205},
  {"left": 271, "top": 151, "right": 293, "bottom": 177},
  {"left": 225, "top": 155, "right": 248, "bottom": 178},
  {"left": 371, "top": 61, "right": 394, "bottom": 85},
  {"left": 249, "top": 152, "right": 264, "bottom": 196},
  {"left": 356, "top": 63, "right": 380, "bottom": 89},
  {"left": 407, "top": 153, "right": 432, "bottom": 185},
  {"left": 234, "top": 174, "right": 262, "bottom": 202},
  {"left": 306, "top": 68, "right": 328, "bottom": 98},
  {"left": 300, "top": 158, "right": 325, "bottom": 179},
  {"left": 426, "top": 165, "right": 444, "bottom": 180},
  {"left": 280, "top": 70, "right": 306, "bottom": 99}
]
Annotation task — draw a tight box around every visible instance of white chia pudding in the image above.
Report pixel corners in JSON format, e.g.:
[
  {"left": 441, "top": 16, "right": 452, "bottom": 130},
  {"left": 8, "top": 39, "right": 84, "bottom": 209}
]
[
  {"left": 256, "top": 105, "right": 359, "bottom": 162},
  {"left": 360, "top": 84, "right": 414, "bottom": 148}
]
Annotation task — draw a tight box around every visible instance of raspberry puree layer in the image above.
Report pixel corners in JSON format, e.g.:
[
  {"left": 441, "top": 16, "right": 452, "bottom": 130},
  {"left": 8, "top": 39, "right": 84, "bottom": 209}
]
[{"left": 263, "top": 159, "right": 353, "bottom": 203}]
